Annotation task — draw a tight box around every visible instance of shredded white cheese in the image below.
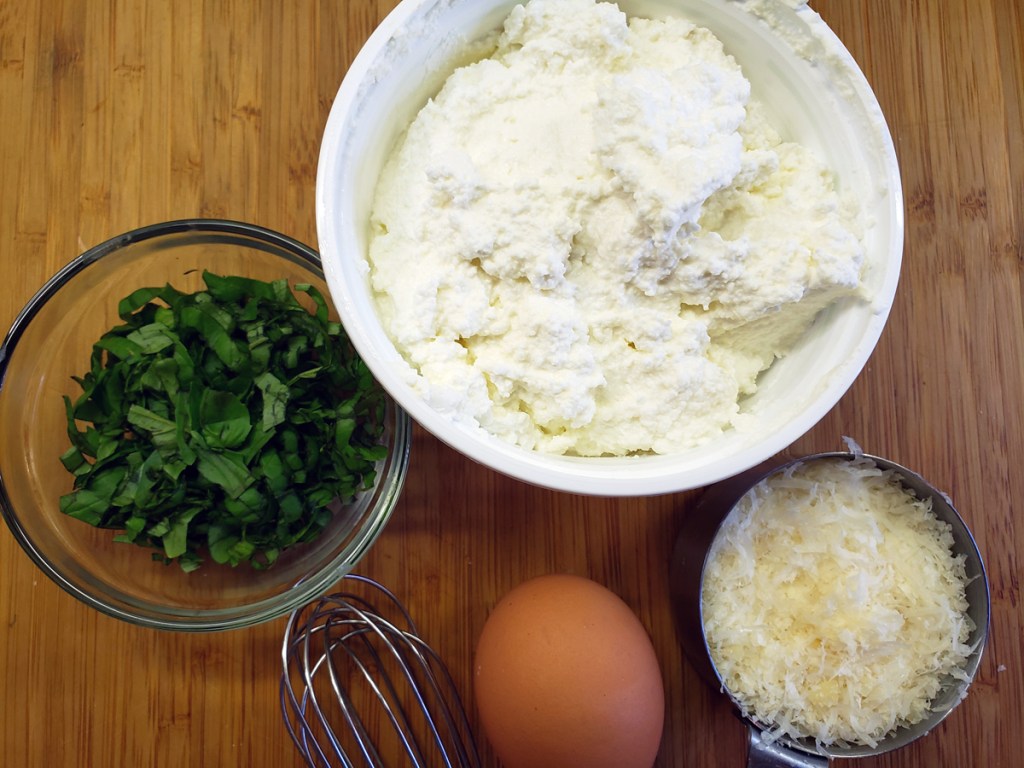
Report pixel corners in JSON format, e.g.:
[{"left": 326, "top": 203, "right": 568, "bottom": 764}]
[{"left": 701, "top": 456, "right": 974, "bottom": 748}]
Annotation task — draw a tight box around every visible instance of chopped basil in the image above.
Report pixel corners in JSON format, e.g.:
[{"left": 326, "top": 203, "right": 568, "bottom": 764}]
[{"left": 59, "top": 271, "right": 388, "bottom": 572}]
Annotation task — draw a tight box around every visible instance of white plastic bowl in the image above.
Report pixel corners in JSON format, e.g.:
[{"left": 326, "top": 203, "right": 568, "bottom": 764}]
[{"left": 316, "top": 0, "right": 903, "bottom": 496}]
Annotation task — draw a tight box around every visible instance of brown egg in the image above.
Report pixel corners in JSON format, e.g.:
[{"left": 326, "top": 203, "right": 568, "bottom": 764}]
[{"left": 473, "top": 574, "right": 665, "bottom": 768}]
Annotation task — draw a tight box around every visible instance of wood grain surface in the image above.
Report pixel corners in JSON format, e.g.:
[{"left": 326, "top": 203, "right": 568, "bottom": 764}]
[{"left": 1, "top": 1, "right": 1021, "bottom": 766}]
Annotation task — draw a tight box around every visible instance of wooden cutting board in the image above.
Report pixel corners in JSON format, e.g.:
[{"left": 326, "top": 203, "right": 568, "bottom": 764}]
[{"left": 0, "top": 1, "right": 1020, "bottom": 765}]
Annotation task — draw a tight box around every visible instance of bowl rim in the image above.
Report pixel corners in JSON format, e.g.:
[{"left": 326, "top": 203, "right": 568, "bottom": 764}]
[
  {"left": 315, "top": 0, "right": 905, "bottom": 497},
  {"left": 0, "top": 219, "right": 412, "bottom": 631}
]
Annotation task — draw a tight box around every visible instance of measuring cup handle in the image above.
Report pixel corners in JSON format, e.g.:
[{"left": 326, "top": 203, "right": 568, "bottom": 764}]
[{"left": 746, "top": 725, "right": 829, "bottom": 768}]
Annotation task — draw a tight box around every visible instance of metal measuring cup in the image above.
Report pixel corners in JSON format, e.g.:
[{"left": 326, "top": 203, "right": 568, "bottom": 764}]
[{"left": 670, "top": 451, "right": 990, "bottom": 767}]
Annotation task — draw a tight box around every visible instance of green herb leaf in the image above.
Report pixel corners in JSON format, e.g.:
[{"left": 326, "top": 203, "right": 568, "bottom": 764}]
[
  {"left": 199, "top": 390, "right": 252, "bottom": 449},
  {"left": 255, "top": 372, "right": 289, "bottom": 430},
  {"left": 59, "top": 272, "right": 388, "bottom": 571}
]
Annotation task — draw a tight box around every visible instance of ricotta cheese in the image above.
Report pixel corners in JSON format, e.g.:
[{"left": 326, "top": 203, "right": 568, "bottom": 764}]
[
  {"left": 701, "top": 457, "right": 975, "bottom": 747},
  {"left": 368, "top": 0, "right": 865, "bottom": 456}
]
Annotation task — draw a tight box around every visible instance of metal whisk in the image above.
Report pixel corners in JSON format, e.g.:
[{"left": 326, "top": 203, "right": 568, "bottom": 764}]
[{"left": 280, "top": 574, "right": 482, "bottom": 768}]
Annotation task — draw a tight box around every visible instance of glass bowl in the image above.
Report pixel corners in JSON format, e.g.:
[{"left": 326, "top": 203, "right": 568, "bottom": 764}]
[{"left": 0, "top": 220, "right": 411, "bottom": 631}]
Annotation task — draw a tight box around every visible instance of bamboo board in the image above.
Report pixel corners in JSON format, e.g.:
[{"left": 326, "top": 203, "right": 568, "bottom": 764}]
[{"left": 0, "top": 1, "right": 1021, "bottom": 765}]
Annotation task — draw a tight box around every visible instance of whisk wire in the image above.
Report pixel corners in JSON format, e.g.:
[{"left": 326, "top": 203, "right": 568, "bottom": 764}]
[
  {"left": 326, "top": 614, "right": 429, "bottom": 765},
  {"left": 281, "top": 613, "right": 354, "bottom": 767},
  {"left": 320, "top": 624, "right": 383, "bottom": 765},
  {"left": 281, "top": 575, "right": 481, "bottom": 768}
]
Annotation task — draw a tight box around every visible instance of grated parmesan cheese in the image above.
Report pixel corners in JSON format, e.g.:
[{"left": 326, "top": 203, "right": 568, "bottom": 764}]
[{"left": 701, "top": 456, "right": 975, "bottom": 748}]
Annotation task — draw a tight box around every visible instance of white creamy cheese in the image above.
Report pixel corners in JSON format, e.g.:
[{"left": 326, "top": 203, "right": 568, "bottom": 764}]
[{"left": 368, "top": 0, "right": 865, "bottom": 456}]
